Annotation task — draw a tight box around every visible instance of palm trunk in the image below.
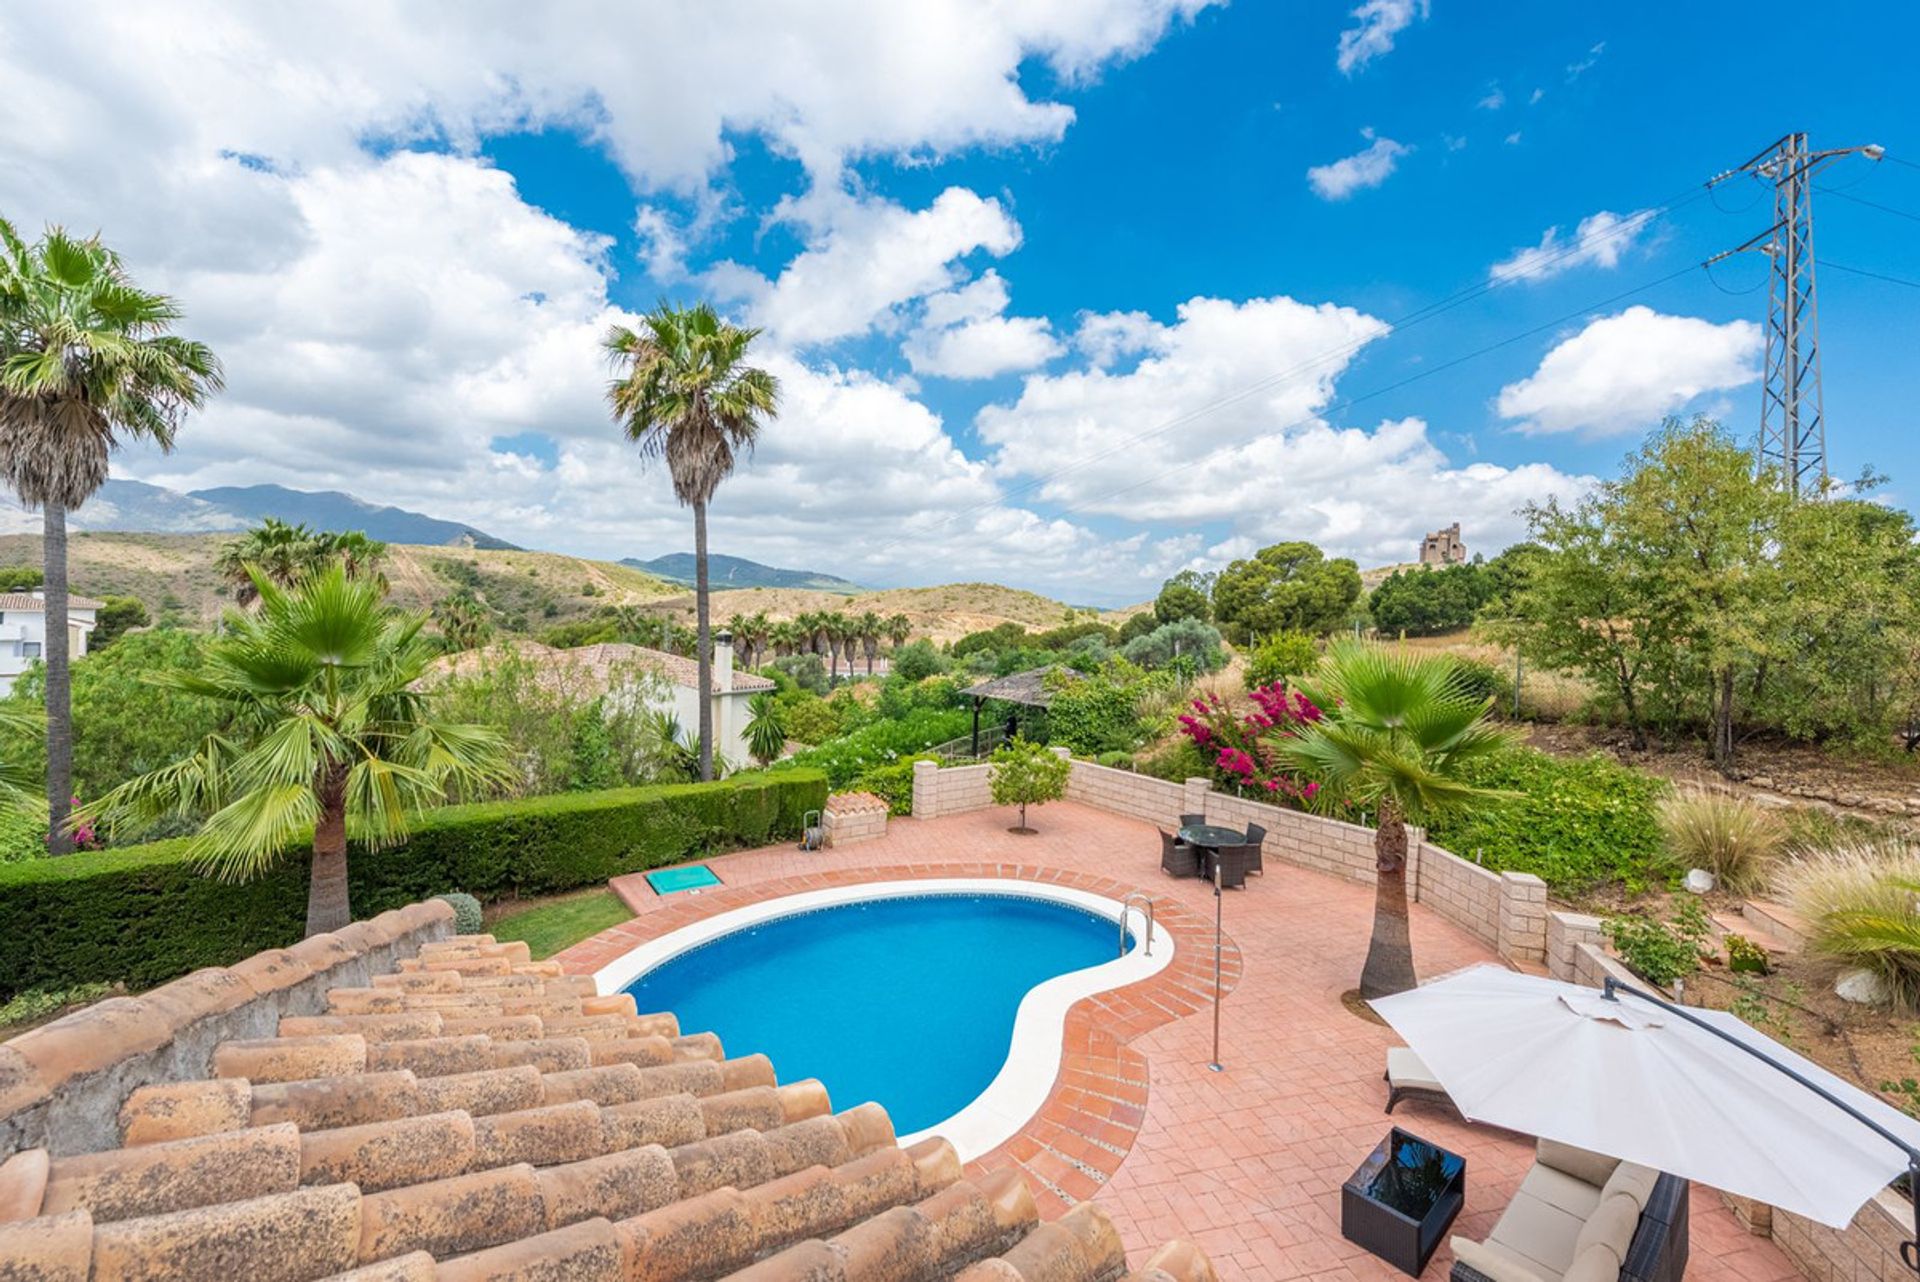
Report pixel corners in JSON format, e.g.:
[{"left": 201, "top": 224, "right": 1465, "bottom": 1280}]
[
  {"left": 693, "top": 499, "right": 715, "bottom": 782},
  {"left": 1358, "top": 806, "right": 1416, "bottom": 999},
  {"left": 307, "top": 765, "right": 352, "bottom": 935},
  {"left": 43, "top": 500, "right": 73, "bottom": 855}
]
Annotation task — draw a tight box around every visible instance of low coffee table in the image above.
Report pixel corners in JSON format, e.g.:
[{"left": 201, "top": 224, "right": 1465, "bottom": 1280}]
[{"left": 1340, "top": 1127, "right": 1465, "bottom": 1277}]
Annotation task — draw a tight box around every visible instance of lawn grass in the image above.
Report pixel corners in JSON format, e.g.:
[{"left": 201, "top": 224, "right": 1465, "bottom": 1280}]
[{"left": 487, "top": 889, "right": 633, "bottom": 959}]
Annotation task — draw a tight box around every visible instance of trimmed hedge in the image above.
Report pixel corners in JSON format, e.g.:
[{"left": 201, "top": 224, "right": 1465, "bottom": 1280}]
[{"left": 0, "top": 770, "right": 826, "bottom": 1000}]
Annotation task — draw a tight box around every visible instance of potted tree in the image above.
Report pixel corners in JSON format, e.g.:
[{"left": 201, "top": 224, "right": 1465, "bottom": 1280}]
[{"left": 990, "top": 738, "right": 1070, "bottom": 835}]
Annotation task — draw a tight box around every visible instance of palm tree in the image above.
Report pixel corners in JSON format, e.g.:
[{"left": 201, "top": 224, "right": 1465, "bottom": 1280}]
[
  {"left": 433, "top": 589, "right": 493, "bottom": 651},
  {"left": 822, "top": 614, "right": 848, "bottom": 684},
  {"left": 744, "top": 692, "right": 786, "bottom": 766},
  {"left": 1279, "top": 642, "right": 1514, "bottom": 999},
  {"left": 216, "top": 518, "right": 317, "bottom": 604},
  {"left": 858, "top": 611, "right": 883, "bottom": 675},
  {"left": 90, "top": 565, "right": 512, "bottom": 935},
  {"left": 317, "top": 530, "right": 390, "bottom": 594},
  {"left": 605, "top": 303, "right": 779, "bottom": 781},
  {"left": 0, "top": 221, "right": 222, "bottom": 853},
  {"left": 743, "top": 612, "right": 772, "bottom": 671},
  {"left": 725, "top": 612, "right": 749, "bottom": 667},
  {"left": 885, "top": 613, "right": 912, "bottom": 652},
  {"left": 840, "top": 620, "right": 859, "bottom": 676}
]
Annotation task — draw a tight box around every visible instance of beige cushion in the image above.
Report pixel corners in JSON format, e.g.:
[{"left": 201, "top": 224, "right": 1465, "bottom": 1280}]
[
  {"left": 1386, "top": 1046, "right": 1443, "bottom": 1092},
  {"left": 1573, "top": 1193, "right": 1641, "bottom": 1262},
  {"left": 1451, "top": 1236, "right": 1550, "bottom": 1282},
  {"left": 1598, "top": 1161, "right": 1659, "bottom": 1211},
  {"left": 1536, "top": 1139, "right": 1621, "bottom": 1188},
  {"left": 1562, "top": 1244, "right": 1625, "bottom": 1282},
  {"left": 1515, "top": 1163, "right": 1606, "bottom": 1220},
  {"left": 1487, "top": 1187, "right": 1587, "bottom": 1277}
]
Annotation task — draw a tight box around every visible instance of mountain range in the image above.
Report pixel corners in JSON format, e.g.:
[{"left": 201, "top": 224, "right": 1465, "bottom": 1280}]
[
  {"left": 621, "top": 552, "right": 862, "bottom": 593},
  {"left": 0, "top": 479, "right": 518, "bottom": 549}
]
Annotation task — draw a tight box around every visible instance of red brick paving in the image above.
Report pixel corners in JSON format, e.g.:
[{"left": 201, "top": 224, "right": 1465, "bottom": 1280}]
[{"left": 553, "top": 801, "right": 1800, "bottom": 1281}]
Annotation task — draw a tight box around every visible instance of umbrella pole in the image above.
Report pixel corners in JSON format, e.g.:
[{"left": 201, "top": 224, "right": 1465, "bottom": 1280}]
[
  {"left": 1603, "top": 977, "right": 1920, "bottom": 1274},
  {"left": 1209, "top": 856, "right": 1223, "bottom": 1072}
]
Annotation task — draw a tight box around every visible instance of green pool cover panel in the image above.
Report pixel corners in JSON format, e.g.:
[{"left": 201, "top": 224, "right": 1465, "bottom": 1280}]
[{"left": 645, "top": 864, "right": 723, "bottom": 895}]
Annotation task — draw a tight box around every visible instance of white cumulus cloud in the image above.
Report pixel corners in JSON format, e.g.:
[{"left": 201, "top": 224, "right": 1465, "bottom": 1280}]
[
  {"left": 1496, "top": 306, "right": 1763, "bottom": 437},
  {"left": 902, "top": 272, "right": 1064, "bottom": 379},
  {"left": 1489, "top": 209, "right": 1655, "bottom": 284},
  {"left": 1306, "top": 131, "right": 1411, "bottom": 200},
  {"left": 1335, "top": 0, "right": 1428, "bottom": 75}
]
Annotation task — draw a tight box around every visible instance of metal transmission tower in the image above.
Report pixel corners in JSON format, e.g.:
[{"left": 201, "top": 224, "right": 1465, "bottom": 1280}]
[{"left": 1706, "top": 133, "right": 1883, "bottom": 496}]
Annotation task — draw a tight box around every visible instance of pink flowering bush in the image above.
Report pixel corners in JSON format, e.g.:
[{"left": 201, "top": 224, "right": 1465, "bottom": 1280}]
[{"left": 1175, "top": 682, "right": 1327, "bottom": 809}]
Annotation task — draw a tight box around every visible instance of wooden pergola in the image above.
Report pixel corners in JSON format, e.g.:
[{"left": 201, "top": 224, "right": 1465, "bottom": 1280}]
[{"left": 959, "top": 666, "right": 1080, "bottom": 757}]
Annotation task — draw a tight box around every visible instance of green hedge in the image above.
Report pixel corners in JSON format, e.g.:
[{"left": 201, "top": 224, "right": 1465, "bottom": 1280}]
[{"left": 0, "top": 770, "right": 826, "bottom": 1000}]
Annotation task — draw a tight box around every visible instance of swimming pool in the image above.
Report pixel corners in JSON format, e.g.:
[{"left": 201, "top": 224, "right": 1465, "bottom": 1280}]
[{"left": 599, "top": 879, "right": 1172, "bottom": 1158}]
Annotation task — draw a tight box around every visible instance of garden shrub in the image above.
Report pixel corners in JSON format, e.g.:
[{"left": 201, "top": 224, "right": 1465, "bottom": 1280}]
[
  {"left": 435, "top": 891, "right": 484, "bottom": 933},
  {"left": 1045, "top": 667, "right": 1150, "bottom": 755},
  {"left": 1781, "top": 840, "right": 1920, "bottom": 1008},
  {"left": 850, "top": 754, "right": 937, "bottom": 816},
  {"left": 1242, "top": 631, "right": 1318, "bottom": 691},
  {"left": 990, "top": 738, "right": 1070, "bottom": 832},
  {"left": 0, "top": 770, "right": 826, "bottom": 1000},
  {"left": 1446, "top": 656, "right": 1511, "bottom": 708},
  {"left": 782, "top": 695, "right": 840, "bottom": 745},
  {"left": 778, "top": 708, "right": 968, "bottom": 787},
  {"left": 1423, "top": 748, "right": 1673, "bottom": 894},
  {"left": 1604, "top": 896, "right": 1712, "bottom": 988},
  {"left": 1658, "top": 790, "right": 1785, "bottom": 895},
  {"left": 889, "top": 640, "right": 947, "bottom": 682},
  {"left": 1134, "top": 737, "right": 1207, "bottom": 783}
]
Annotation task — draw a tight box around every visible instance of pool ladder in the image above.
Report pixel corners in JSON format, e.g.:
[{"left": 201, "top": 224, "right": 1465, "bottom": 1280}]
[{"left": 1118, "top": 893, "right": 1155, "bottom": 958}]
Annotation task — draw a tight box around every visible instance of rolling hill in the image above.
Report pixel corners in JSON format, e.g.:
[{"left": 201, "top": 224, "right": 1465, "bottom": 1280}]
[{"left": 621, "top": 552, "right": 862, "bottom": 593}]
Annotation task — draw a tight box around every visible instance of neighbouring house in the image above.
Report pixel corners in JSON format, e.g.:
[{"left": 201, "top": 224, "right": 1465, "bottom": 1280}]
[
  {"left": 0, "top": 591, "right": 101, "bottom": 695},
  {"left": 1419, "top": 522, "right": 1468, "bottom": 566},
  {"left": 426, "top": 631, "right": 774, "bottom": 769}
]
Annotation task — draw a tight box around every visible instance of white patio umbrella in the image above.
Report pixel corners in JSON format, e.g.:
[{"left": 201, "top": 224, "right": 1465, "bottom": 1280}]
[{"left": 1370, "top": 964, "right": 1920, "bottom": 1246}]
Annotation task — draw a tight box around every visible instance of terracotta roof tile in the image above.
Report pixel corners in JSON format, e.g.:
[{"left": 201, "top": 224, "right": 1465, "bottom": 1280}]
[
  {"left": 0, "top": 593, "right": 106, "bottom": 611},
  {"left": 0, "top": 913, "right": 1215, "bottom": 1279}
]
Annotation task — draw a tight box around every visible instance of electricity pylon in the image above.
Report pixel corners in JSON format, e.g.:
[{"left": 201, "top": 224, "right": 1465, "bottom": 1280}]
[{"left": 1706, "top": 133, "right": 1883, "bottom": 497}]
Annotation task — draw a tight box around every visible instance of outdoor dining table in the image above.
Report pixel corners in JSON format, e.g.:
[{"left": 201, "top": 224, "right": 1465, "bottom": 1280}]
[{"left": 1177, "top": 824, "right": 1246, "bottom": 882}]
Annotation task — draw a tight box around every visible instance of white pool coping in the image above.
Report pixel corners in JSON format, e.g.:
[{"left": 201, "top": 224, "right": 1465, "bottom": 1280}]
[{"left": 588, "top": 876, "right": 1175, "bottom": 1163}]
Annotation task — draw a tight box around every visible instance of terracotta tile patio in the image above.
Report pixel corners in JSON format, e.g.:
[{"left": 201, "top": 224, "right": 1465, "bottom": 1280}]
[{"left": 553, "top": 800, "right": 1804, "bottom": 1282}]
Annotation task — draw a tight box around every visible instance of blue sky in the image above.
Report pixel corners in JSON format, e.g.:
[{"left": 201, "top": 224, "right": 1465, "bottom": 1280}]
[{"left": 1, "top": 2, "right": 1915, "bottom": 604}]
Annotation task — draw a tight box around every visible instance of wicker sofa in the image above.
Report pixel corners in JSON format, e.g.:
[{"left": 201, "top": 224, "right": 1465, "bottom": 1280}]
[{"left": 1450, "top": 1139, "right": 1689, "bottom": 1282}]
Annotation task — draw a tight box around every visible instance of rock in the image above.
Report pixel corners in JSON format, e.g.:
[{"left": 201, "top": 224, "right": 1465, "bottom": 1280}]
[
  {"left": 1838, "top": 793, "right": 1867, "bottom": 809},
  {"left": 1684, "top": 869, "right": 1716, "bottom": 895},
  {"left": 1836, "top": 968, "right": 1892, "bottom": 1006},
  {"left": 1748, "top": 776, "right": 1774, "bottom": 790}
]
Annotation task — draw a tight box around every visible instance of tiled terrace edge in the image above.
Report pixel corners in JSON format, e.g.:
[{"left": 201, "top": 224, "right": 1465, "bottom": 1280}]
[
  {"left": 915, "top": 757, "right": 1548, "bottom": 968},
  {"left": 555, "top": 863, "right": 1243, "bottom": 1219}
]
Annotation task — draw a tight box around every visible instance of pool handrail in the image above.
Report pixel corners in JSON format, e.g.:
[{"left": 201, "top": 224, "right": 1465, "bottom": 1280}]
[{"left": 1119, "top": 892, "right": 1155, "bottom": 958}]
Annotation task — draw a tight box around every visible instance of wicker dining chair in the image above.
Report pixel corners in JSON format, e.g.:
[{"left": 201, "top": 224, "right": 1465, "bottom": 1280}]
[
  {"left": 1178, "top": 813, "right": 1206, "bottom": 834},
  {"left": 1160, "top": 829, "right": 1201, "bottom": 878},
  {"left": 1213, "top": 842, "right": 1257, "bottom": 890},
  {"left": 1242, "top": 822, "right": 1267, "bottom": 875}
]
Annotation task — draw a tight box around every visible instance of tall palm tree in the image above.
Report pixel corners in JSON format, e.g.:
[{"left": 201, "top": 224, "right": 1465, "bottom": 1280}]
[
  {"left": 317, "top": 530, "right": 390, "bottom": 594},
  {"left": 885, "top": 613, "right": 912, "bottom": 652},
  {"left": 1279, "top": 642, "right": 1514, "bottom": 999},
  {"left": 605, "top": 303, "right": 779, "bottom": 781},
  {"left": 216, "top": 518, "right": 317, "bottom": 604},
  {"left": 433, "top": 589, "right": 493, "bottom": 651},
  {"left": 0, "top": 221, "right": 222, "bottom": 852},
  {"left": 840, "top": 619, "right": 860, "bottom": 676},
  {"left": 822, "top": 614, "right": 848, "bottom": 684},
  {"left": 858, "top": 611, "right": 883, "bottom": 675},
  {"left": 743, "top": 612, "right": 772, "bottom": 671},
  {"left": 90, "top": 565, "right": 512, "bottom": 934}
]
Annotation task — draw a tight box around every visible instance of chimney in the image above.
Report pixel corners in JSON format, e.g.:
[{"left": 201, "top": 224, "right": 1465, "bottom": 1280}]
[{"left": 713, "top": 630, "right": 734, "bottom": 694}]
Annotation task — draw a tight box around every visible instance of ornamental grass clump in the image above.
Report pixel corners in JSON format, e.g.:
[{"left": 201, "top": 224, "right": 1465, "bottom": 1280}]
[
  {"left": 1781, "top": 841, "right": 1920, "bottom": 1009},
  {"left": 1658, "top": 790, "right": 1786, "bottom": 896}
]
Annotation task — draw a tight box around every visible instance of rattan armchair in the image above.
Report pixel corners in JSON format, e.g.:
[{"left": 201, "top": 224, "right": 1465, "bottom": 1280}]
[
  {"left": 1213, "top": 842, "right": 1257, "bottom": 890},
  {"left": 1160, "top": 829, "right": 1200, "bottom": 878},
  {"left": 1242, "top": 822, "right": 1267, "bottom": 875}
]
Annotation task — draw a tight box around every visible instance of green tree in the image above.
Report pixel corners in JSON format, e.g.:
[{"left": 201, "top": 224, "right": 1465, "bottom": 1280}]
[
  {"left": 989, "top": 738, "right": 1071, "bottom": 833},
  {"left": 1119, "top": 618, "right": 1226, "bottom": 673},
  {"left": 605, "top": 302, "right": 780, "bottom": 780},
  {"left": 217, "top": 520, "right": 389, "bottom": 606},
  {"left": 432, "top": 589, "right": 494, "bottom": 651},
  {"left": 1281, "top": 643, "right": 1515, "bottom": 998},
  {"left": 1211, "top": 541, "right": 1361, "bottom": 641},
  {"left": 1367, "top": 563, "right": 1495, "bottom": 637},
  {"left": 91, "top": 566, "right": 512, "bottom": 935},
  {"left": 0, "top": 221, "right": 222, "bottom": 852},
  {"left": 885, "top": 613, "right": 913, "bottom": 652},
  {"left": 745, "top": 692, "right": 787, "bottom": 765},
  {"left": 1117, "top": 612, "right": 1159, "bottom": 644},
  {"left": 90, "top": 595, "right": 150, "bottom": 649},
  {"left": 0, "top": 566, "right": 41, "bottom": 592},
  {"left": 1243, "top": 631, "right": 1319, "bottom": 690},
  {"left": 1153, "top": 569, "right": 1213, "bottom": 625}
]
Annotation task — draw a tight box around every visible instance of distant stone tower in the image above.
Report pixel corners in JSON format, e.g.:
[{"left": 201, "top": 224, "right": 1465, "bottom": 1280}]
[{"left": 1419, "top": 523, "right": 1466, "bottom": 567}]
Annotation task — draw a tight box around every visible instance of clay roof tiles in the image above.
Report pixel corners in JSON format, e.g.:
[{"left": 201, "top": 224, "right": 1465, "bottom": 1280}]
[{"left": 0, "top": 903, "right": 1214, "bottom": 1282}]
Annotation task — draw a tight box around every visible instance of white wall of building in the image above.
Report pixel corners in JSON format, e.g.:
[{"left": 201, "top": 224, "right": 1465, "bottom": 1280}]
[{"left": 0, "top": 594, "right": 97, "bottom": 695}]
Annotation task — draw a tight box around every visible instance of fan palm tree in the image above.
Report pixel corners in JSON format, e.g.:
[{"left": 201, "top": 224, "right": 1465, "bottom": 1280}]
[
  {"left": 885, "top": 613, "right": 912, "bottom": 652},
  {"left": 432, "top": 589, "right": 493, "bottom": 651},
  {"left": 88, "top": 565, "right": 512, "bottom": 935},
  {"left": 823, "top": 614, "right": 850, "bottom": 684},
  {"left": 858, "top": 611, "right": 883, "bottom": 675},
  {"left": 216, "top": 518, "right": 318, "bottom": 604},
  {"left": 0, "top": 221, "right": 222, "bottom": 852},
  {"left": 605, "top": 302, "right": 779, "bottom": 781},
  {"left": 317, "top": 530, "right": 390, "bottom": 593},
  {"left": 743, "top": 613, "right": 772, "bottom": 671},
  {"left": 1278, "top": 642, "right": 1515, "bottom": 999}
]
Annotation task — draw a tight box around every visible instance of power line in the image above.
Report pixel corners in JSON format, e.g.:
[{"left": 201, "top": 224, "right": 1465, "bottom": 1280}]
[
  {"left": 1821, "top": 260, "right": 1920, "bottom": 290},
  {"left": 1818, "top": 186, "right": 1920, "bottom": 225}
]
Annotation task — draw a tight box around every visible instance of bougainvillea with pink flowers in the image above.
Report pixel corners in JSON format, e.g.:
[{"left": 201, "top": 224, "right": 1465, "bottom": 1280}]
[{"left": 1175, "top": 681, "right": 1327, "bottom": 808}]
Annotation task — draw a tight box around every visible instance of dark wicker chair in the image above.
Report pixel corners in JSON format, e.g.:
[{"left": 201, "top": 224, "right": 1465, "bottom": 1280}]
[
  {"left": 1213, "top": 842, "right": 1257, "bottom": 890},
  {"left": 1242, "top": 822, "right": 1267, "bottom": 875},
  {"left": 1178, "top": 813, "right": 1206, "bottom": 835},
  {"left": 1160, "top": 829, "right": 1200, "bottom": 878},
  {"left": 1450, "top": 1172, "right": 1689, "bottom": 1282}
]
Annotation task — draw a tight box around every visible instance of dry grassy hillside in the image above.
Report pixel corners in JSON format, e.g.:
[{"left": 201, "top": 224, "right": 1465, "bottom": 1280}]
[
  {"left": 651, "top": 581, "right": 1144, "bottom": 644},
  {"left": 0, "top": 532, "right": 678, "bottom": 626}
]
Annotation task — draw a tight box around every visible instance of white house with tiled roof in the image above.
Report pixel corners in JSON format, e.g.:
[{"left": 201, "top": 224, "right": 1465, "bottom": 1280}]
[{"left": 0, "top": 591, "right": 100, "bottom": 695}]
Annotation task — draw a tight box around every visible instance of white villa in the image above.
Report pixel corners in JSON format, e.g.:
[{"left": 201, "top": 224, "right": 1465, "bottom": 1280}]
[{"left": 0, "top": 591, "right": 100, "bottom": 695}]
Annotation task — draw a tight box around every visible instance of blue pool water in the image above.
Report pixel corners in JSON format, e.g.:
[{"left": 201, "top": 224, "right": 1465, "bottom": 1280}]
[{"left": 623, "top": 893, "right": 1126, "bottom": 1133}]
